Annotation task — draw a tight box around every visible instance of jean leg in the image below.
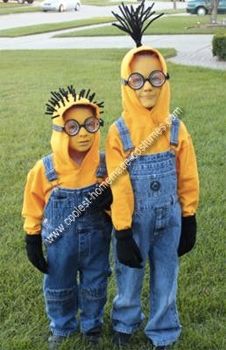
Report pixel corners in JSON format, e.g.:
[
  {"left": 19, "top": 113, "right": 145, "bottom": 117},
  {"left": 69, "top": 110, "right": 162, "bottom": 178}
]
[
  {"left": 112, "top": 229, "right": 147, "bottom": 334},
  {"left": 79, "top": 228, "right": 111, "bottom": 333},
  {"left": 43, "top": 233, "right": 79, "bottom": 336},
  {"left": 145, "top": 218, "right": 181, "bottom": 346}
]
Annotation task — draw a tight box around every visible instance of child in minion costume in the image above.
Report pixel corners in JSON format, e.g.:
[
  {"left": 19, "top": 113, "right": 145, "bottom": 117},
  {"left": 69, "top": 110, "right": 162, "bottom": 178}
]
[
  {"left": 106, "top": 2, "right": 199, "bottom": 349},
  {"left": 22, "top": 86, "right": 112, "bottom": 349}
]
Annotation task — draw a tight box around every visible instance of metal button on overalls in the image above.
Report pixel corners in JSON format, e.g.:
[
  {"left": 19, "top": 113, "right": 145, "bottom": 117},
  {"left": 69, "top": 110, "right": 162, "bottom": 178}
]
[{"left": 150, "top": 180, "right": 161, "bottom": 191}]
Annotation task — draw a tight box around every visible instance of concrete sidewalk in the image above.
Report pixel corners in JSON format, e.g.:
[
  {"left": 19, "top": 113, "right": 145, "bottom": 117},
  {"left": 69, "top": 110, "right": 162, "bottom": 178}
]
[{"left": 0, "top": 31, "right": 226, "bottom": 70}]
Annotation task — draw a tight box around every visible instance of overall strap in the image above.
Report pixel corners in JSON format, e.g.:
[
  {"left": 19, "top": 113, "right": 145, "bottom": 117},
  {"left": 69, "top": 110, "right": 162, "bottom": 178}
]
[
  {"left": 42, "top": 154, "right": 58, "bottom": 182},
  {"left": 114, "top": 117, "right": 134, "bottom": 152},
  {"left": 170, "top": 115, "right": 180, "bottom": 147},
  {"left": 96, "top": 151, "right": 107, "bottom": 178}
]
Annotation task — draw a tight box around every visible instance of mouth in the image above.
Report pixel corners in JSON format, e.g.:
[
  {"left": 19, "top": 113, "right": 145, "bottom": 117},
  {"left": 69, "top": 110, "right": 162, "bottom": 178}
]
[
  {"left": 79, "top": 141, "right": 90, "bottom": 145},
  {"left": 141, "top": 94, "right": 155, "bottom": 98}
]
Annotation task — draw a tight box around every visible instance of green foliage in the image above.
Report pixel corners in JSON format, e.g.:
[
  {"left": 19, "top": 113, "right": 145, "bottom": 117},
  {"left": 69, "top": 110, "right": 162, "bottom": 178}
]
[
  {"left": 212, "top": 32, "right": 226, "bottom": 60},
  {"left": 0, "top": 49, "right": 225, "bottom": 350}
]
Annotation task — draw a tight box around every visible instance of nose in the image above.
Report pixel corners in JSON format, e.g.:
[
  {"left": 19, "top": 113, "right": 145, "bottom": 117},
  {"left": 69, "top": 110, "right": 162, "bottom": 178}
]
[
  {"left": 143, "top": 79, "right": 152, "bottom": 91},
  {"left": 78, "top": 126, "right": 88, "bottom": 137}
]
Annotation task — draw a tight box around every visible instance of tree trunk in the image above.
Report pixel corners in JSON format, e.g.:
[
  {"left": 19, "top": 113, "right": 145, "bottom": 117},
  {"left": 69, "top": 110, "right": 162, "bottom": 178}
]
[
  {"left": 210, "top": 0, "right": 220, "bottom": 24},
  {"left": 173, "top": 0, "right": 177, "bottom": 10}
]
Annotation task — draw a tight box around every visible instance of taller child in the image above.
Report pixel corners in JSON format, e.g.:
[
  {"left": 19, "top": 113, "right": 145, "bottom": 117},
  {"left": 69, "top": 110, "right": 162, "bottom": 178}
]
[{"left": 106, "top": 2, "right": 199, "bottom": 349}]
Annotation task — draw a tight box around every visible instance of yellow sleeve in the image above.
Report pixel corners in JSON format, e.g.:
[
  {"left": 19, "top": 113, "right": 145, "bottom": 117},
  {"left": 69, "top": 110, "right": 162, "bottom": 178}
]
[
  {"left": 176, "top": 121, "right": 199, "bottom": 216},
  {"left": 105, "top": 124, "right": 134, "bottom": 230},
  {"left": 22, "top": 159, "right": 49, "bottom": 234}
]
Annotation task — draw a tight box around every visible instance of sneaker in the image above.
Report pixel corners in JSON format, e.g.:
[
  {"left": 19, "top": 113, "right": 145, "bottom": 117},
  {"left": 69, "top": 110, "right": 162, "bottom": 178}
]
[
  {"left": 48, "top": 335, "right": 65, "bottom": 350},
  {"left": 112, "top": 331, "right": 131, "bottom": 347},
  {"left": 84, "top": 326, "right": 102, "bottom": 345}
]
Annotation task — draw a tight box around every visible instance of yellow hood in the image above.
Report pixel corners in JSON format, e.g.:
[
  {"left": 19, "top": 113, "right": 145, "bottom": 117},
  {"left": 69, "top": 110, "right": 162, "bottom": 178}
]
[
  {"left": 51, "top": 97, "right": 101, "bottom": 179},
  {"left": 22, "top": 95, "right": 104, "bottom": 234},
  {"left": 121, "top": 46, "right": 170, "bottom": 146}
]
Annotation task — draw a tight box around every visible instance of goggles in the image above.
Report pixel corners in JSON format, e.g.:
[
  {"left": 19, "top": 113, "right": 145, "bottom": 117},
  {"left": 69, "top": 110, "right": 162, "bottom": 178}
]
[
  {"left": 122, "top": 70, "right": 169, "bottom": 90},
  {"left": 64, "top": 116, "right": 104, "bottom": 137}
]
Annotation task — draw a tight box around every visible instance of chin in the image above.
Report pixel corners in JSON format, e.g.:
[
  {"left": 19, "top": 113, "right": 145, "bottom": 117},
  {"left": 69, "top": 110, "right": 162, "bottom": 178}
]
[
  {"left": 78, "top": 147, "right": 91, "bottom": 153},
  {"left": 142, "top": 103, "right": 155, "bottom": 109},
  {"left": 141, "top": 99, "right": 156, "bottom": 109}
]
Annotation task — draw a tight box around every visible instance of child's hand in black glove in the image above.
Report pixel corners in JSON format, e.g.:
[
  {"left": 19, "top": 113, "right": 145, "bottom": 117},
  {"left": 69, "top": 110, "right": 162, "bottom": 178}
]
[
  {"left": 25, "top": 234, "right": 48, "bottom": 273},
  {"left": 88, "top": 185, "right": 113, "bottom": 212},
  {"left": 115, "top": 229, "right": 143, "bottom": 268},
  {"left": 178, "top": 215, "right": 197, "bottom": 257}
]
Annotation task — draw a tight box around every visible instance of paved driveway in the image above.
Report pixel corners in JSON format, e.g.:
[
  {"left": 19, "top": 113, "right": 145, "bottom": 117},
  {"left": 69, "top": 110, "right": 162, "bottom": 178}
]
[{"left": 0, "top": 1, "right": 186, "bottom": 30}]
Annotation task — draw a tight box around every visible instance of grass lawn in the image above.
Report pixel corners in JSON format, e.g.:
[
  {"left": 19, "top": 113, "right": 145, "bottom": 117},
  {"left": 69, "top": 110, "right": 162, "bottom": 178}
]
[
  {"left": 0, "top": 17, "right": 116, "bottom": 37},
  {"left": 0, "top": 13, "right": 186, "bottom": 37},
  {"left": 0, "top": 2, "right": 40, "bottom": 15},
  {"left": 56, "top": 14, "right": 226, "bottom": 37},
  {"left": 0, "top": 48, "right": 225, "bottom": 350}
]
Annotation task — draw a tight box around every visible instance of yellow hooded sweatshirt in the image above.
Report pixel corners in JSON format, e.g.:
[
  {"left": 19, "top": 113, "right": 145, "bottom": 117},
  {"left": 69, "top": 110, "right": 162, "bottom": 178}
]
[
  {"left": 106, "top": 46, "right": 199, "bottom": 231},
  {"left": 22, "top": 98, "right": 103, "bottom": 234}
]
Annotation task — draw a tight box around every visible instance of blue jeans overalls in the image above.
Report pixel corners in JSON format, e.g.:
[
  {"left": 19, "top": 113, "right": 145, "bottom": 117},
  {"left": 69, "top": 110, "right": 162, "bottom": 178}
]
[
  {"left": 41, "top": 153, "right": 112, "bottom": 337},
  {"left": 112, "top": 116, "right": 182, "bottom": 347}
]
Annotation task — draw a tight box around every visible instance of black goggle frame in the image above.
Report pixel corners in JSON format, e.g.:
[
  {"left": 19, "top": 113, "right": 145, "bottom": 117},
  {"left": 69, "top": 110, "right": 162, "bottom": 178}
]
[{"left": 122, "top": 70, "right": 170, "bottom": 90}]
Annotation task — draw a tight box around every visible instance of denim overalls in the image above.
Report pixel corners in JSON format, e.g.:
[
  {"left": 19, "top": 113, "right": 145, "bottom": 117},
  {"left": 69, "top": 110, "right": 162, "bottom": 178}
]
[
  {"left": 112, "top": 116, "right": 182, "bottom": 347},
  {"left": 41, "top": 153, "right": 112, "bottom": 337}
]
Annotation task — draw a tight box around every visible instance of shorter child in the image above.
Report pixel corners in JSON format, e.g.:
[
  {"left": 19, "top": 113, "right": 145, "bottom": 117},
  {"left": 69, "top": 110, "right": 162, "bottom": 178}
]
[{"left": 22, "top": 86, "right": 112, "bottom": 350}]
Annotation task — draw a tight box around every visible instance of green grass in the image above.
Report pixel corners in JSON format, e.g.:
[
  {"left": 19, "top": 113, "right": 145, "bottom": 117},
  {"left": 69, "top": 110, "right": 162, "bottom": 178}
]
[
  {"left": 0, "top": 49, "right": 225, "bottom": 350},
  {"left": 0, "top": 17, "right": 115, "bottom": 37},
  {"left": 56, "top": 15, "right": 226, "bottom": 37},
  {"left": 0, "top": 2, "right": 40, "bottom": 15}
]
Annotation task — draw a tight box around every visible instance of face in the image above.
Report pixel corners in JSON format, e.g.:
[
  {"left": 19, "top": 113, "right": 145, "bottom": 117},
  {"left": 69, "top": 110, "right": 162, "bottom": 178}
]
[
  {"left": 130, "top": 54, "right": 162, "bottom": 109},
  {"left": 63, "top": 106, "right": 96, "bottom": 153}
]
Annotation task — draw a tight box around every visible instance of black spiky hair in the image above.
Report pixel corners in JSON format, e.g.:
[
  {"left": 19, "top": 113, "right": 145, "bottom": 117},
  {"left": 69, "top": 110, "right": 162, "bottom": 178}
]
[
  {"left": 45, "top": 85, "right": 104, "bottom": 119},
  {"left": 112, "top": 0, "right": 164, "bottom": 48}
]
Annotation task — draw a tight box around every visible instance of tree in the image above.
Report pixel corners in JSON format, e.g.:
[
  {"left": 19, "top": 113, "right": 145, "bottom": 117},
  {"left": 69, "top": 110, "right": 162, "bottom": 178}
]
[{"left": 209, "top": 0, "right": 220, "bottom": 24}]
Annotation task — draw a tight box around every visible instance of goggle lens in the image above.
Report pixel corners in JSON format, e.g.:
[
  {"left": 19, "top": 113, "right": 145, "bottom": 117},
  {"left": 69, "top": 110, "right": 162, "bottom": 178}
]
[
  {"left": 150, "top": 71, "right": 166, "bottom": 87},
  {"left": 128, "top": 73, "right": 144, "bottom": 90},
  {"left": 85, "top": 117, "right": 101, "bottom": 133},
  {"left": 64, "top": 120, "right": 79, "bottom": 136}
]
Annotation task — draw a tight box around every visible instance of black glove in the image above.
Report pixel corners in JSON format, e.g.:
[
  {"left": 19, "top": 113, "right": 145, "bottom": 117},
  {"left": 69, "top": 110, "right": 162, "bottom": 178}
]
[
  {"left": 115, "top": 229, "right": 143, "bottom": 268},
  {"left": 88, "top": 185, "right": 113, "bottom": 212},
  {"left": 25, "top": 234, "right": 48, "bottom": 273},
  {"left": 178, "top": 215, "right": 197, "bottom": 257}
]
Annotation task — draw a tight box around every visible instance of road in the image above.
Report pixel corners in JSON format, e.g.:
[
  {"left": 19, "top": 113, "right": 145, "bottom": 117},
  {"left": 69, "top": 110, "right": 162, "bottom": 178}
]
[{"left": 0, "top": 1, "right": 186, "bottom": 29}]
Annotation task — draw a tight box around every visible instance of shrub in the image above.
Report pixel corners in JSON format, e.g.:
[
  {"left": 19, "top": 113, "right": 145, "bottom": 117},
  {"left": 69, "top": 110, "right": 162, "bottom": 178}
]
[{"left": 212, "top": 33, "right": 226, "bottom": 60}]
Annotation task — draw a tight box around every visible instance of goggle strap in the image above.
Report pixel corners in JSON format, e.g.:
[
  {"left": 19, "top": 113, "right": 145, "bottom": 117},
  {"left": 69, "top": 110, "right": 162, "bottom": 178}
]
[
  {"left": 52, "top": 125, "right": 64, "bottom": 132},
  {"left": 121, "top": 79, "right": 128, "bottom": 86}
]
